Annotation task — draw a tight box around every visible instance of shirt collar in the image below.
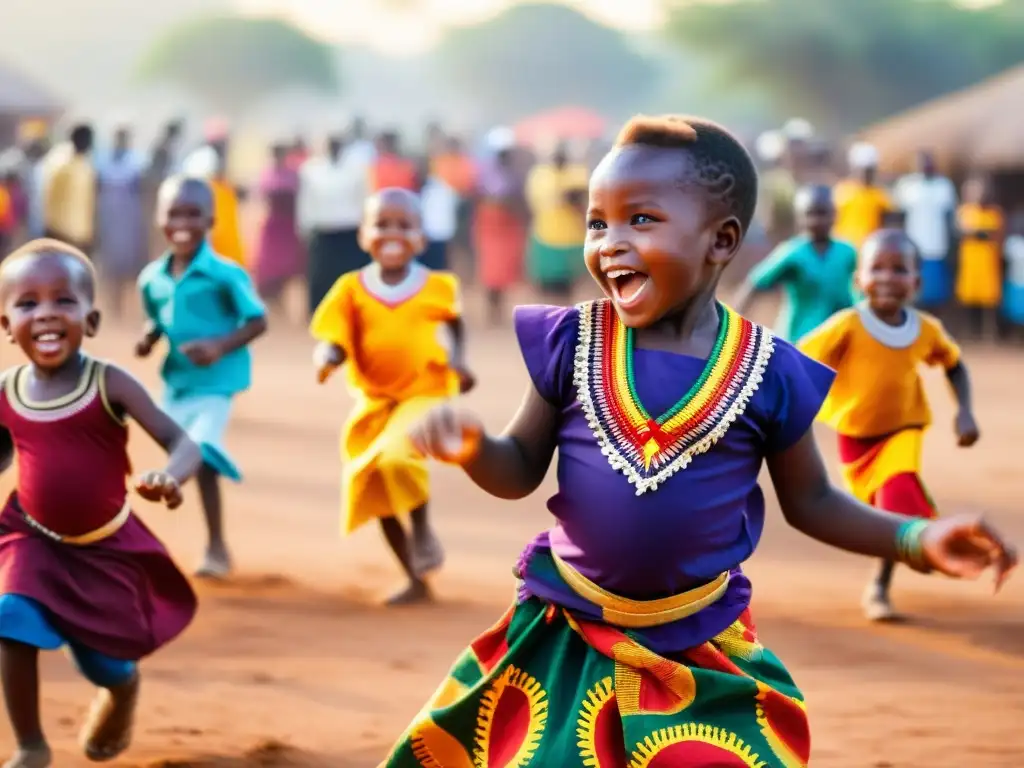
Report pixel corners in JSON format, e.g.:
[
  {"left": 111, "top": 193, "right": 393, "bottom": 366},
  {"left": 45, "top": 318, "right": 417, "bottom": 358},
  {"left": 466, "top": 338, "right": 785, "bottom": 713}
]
[{"left": 160, "top": 239, "right": 218, "bottom": 279}]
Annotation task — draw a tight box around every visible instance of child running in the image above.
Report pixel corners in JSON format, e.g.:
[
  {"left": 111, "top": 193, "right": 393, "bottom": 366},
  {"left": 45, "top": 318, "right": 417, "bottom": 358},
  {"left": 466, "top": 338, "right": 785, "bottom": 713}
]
[
  {"left": 311, "top": 187, "right": 475, "bottom": 605},
  {"left": 380, "top": 116, "right": 1016, "bottom": 767},
  {"left": 0, "top": 239, "right": 201, "bottom": 768},
  {"left": 799, "top": 228, "right": 983, "bottom": 622},
  {"left": 734, "top": 183, "right": 857, "bottom": 342},
  {"left": 136, "top": 176, "right": 268, "bottom": 579}
]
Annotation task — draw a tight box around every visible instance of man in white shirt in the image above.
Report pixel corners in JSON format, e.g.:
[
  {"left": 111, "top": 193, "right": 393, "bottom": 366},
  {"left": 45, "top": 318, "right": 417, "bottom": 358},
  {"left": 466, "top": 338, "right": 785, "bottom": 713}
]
[
  {"left": 894, "top": 150, "right": 958, "bottom": 308},
  {"left": 298, "top": 132, "right": 374, "bottom": 316}
]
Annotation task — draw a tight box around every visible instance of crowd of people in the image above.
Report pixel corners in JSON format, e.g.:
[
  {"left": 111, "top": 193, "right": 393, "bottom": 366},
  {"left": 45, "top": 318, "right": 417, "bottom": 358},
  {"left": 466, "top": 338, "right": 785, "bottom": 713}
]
[
  {"left": 0, "top": 109, "right": 1016, "bottom": 768},
  {"left": 752, "top": 122, "right": 1024, "bottom": 342},
  {"left": 0, "top": 117, "right": 606, "bottom": 328}
]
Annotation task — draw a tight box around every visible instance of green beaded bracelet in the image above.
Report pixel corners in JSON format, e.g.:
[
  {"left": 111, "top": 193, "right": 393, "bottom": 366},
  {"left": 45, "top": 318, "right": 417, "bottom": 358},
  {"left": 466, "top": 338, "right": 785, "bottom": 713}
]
[{"left": 895, "top": 519, "right": 931, "bottom": 572}]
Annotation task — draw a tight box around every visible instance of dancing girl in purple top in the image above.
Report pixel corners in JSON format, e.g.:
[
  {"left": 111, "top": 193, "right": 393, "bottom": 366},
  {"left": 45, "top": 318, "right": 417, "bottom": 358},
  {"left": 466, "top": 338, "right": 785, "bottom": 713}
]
[{"left": 380, "top": 115, "right": 1016, "bottom": 768}]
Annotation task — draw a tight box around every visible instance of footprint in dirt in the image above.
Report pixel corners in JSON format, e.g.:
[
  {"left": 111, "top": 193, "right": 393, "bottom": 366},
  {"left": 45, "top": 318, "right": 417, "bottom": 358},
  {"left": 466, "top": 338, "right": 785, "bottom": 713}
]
[{"left": 136, "top": 739, "right": 332, "bottom": 767}]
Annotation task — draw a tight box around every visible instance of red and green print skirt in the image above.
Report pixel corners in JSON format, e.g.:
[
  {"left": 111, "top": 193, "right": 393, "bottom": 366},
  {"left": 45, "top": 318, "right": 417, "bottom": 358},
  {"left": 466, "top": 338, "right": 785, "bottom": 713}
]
[{"left": 380, "top": 598, "right": 811, "bottom": 767}]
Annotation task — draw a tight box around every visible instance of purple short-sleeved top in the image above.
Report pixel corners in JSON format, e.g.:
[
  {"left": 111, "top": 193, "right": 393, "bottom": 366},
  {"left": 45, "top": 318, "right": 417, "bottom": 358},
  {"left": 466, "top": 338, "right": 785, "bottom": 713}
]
[{"left": 513, "top": 302, "right": 834, "bottom": 647}]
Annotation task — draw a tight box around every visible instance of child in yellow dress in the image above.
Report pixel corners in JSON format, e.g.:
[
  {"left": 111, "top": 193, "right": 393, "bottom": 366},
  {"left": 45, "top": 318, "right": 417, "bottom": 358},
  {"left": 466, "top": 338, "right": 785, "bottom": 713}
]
[
  {"left": 310, "top": 187, "right": 475, "bottom": 605},
  {"left": 956, "top": 175, "right": 1004, "bottom": 340},
  {"left": 800, "top": 229, "right": 980, "bottom": 621}
]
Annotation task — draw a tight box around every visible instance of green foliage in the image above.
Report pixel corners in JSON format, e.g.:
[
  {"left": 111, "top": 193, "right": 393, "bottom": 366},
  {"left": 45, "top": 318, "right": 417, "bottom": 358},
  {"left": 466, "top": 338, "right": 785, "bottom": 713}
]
[
  {"left": 136, "top": 15, "right": 338, "bottom": 113},
  {"left": 436, "top": 3, "right": 658, "bottom": 121},
  {"left": 664, "top": 0, "right": 1024, "bottom": 129}
]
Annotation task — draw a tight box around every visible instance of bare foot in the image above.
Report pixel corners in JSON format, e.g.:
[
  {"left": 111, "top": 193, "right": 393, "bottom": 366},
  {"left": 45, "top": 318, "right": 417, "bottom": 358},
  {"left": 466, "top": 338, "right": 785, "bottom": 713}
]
[
  {"left": 411, "top": 528, "right": 445, "bottom": 577},
  {"left": 194, "top": 548, "right": 232, "bottom": 580},
  {"left": 862, "top": 585, "right": 900, "bottom": 623},
  {"left": 79, "top": 674, "right": 139, "bottom": 762},
  {"left": 385, "top": 580, "right": 431, "bottom": 606},
  {"left": 2, "top": 743, "right": 52, "bottom": 768}
]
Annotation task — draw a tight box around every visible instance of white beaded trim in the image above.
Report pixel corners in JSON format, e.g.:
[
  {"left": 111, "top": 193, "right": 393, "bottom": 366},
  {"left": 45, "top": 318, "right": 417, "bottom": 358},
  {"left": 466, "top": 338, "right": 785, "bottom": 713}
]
[{"left": 572, "top": 300, "right": 775, "bottom": 496}]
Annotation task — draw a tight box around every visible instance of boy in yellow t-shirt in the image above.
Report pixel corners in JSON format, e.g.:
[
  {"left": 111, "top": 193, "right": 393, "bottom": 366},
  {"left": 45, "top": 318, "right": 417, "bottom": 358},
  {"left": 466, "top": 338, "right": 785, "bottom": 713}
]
[{"left": 800, "top": 229, "right": 980, "bottom": 621}]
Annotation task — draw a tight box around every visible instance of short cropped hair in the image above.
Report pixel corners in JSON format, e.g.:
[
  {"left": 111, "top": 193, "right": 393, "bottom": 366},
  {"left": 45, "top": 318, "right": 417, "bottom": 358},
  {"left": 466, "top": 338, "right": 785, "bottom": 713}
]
[
  {"left": 1, "top": 238, "right": 97, "bottom": 301},
  {"left": 157, "top": 174, "right": 215, "bottom": 216},
  {"left": 69, "top": 124, "right": 93, "bottom": 153},
  {"left": 861, "top": 228, "right": 920, "bottom": 269},
  {"left": 615, "top": 115, "right": 759, "bottom": 234}
]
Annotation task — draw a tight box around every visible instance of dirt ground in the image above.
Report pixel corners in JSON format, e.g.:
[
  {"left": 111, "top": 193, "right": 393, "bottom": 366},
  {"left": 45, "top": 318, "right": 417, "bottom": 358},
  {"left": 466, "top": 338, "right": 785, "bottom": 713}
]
[{"left": 0, "top": 288, "right": 1022, "bottom": 767}]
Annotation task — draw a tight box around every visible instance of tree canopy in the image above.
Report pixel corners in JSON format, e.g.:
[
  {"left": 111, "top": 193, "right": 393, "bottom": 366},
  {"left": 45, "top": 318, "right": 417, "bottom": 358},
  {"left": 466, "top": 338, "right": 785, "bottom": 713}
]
[
  {"left": 136, "top": 15, "right": 338, "bottom": 114},
  {"left": 665, "top": 0, "right": 1024, "bottom": 130},
  {"left": 435, "top": 3, "right": 658, "bottom": 122}
]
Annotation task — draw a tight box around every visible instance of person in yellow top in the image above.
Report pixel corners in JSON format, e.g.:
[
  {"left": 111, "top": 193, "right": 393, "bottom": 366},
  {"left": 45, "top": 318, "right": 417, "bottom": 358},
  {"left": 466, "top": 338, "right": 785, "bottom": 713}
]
[
  {"left": 311, "top": 187, "right": 476, "bottom": 605},
  {"left": 956, "top": 175, "right": 1004, "bottom": 340},
  {"left": 799, "top": 229, "right": 980, "bottom": 622},
  {"left": 832, "top": 142, "right": 895, "bottom": 249},
  {"left": 525, "top": 142, "right": 590, "bottom": 301},
  {"left": 44, "top": 125, "right": 97, "bottom": 254}
]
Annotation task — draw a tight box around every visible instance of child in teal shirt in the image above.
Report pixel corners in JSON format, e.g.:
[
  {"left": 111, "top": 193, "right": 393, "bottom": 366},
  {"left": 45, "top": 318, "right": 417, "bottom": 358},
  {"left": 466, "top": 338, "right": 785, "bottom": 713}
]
[
  {"left": 735, "top": 184, "right": 857, "bottom": 341},
  {"left": 136, "top": 176, "right": 268, "bottom": 578}
]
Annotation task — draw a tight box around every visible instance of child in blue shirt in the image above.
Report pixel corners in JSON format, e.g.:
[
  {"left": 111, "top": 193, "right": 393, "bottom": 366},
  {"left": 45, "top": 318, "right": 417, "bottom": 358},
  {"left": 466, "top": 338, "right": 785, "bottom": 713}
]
[{"left": 136, "top": 176, "right": 268, "bottom": 579}]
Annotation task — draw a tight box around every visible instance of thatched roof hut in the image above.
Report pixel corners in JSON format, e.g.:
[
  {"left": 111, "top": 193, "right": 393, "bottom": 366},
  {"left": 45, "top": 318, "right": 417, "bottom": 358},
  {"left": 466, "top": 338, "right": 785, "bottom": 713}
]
[
  {"left": 859, "top": 64, "right": 1024, "bottom": 176},
  {"left": 0, "top": 60, "right": 63, "bottom": 146}
]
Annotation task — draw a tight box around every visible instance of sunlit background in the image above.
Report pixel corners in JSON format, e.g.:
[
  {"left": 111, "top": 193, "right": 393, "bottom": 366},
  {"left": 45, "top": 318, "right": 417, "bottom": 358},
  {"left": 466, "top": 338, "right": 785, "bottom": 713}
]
[{"left": 3, "top": 0, "right": 1024, "bottom": 197}]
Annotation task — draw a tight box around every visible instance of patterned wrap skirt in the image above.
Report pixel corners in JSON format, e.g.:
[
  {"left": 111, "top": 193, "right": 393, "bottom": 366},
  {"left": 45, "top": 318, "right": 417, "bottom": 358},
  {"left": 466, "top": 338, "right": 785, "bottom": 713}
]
[{"left": 380, "top": 548, "right": 811, "bottom": 767}]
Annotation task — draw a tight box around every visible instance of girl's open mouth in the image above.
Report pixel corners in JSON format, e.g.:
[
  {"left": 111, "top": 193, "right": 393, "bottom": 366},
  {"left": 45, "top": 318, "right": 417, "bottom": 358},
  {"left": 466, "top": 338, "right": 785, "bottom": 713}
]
[{"left": 606, "top": 268, "right": 650, "bottom": 308}]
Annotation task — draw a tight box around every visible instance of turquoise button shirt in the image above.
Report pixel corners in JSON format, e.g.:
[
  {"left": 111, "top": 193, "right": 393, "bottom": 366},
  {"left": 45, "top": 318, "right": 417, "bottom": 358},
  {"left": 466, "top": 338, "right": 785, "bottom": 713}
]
[
  {"left": 749, "top": 236, "right": 858, "bottom": 342},
  {"left": 138, "top": 242, "right": 266, "bottom": 397}
]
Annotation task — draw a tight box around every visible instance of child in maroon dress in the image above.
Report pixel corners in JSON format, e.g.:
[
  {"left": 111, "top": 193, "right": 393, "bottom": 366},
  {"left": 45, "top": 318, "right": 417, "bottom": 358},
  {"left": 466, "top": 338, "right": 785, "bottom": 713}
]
[{"left": 0, "top": 239, "right": 201, "bottom": 768}]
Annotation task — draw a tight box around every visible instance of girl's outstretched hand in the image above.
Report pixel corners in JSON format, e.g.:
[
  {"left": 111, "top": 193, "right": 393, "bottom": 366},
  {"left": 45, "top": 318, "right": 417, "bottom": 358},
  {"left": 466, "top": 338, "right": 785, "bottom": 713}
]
[
  {"left": 409, "top": 404, "right": 484, "bottom": 465},
  {"left": 920, "top": 514, "right": 1017, "bottom": 592},
  {"left": 135, "top": 471, "right": 184, "bottom": 510}
]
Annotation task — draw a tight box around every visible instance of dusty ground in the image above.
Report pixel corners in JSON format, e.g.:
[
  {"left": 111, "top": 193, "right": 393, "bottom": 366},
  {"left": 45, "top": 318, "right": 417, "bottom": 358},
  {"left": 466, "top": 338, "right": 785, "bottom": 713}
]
[{"left": 0, "top": 289, "right": 1021, "bottom": 767}]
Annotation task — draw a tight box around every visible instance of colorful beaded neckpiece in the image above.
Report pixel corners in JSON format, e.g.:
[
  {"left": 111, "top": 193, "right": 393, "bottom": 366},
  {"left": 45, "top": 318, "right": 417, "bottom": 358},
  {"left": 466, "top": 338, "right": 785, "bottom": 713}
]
[{"left": 573, "top": 299, "right": 774, "bottom": 495}]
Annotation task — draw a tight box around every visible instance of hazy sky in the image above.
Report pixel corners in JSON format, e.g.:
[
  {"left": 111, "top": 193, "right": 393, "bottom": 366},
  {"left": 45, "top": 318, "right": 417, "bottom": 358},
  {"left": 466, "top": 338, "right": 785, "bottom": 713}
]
[{"left": 233, "top": 0, "right": 664, "bottom": 53}]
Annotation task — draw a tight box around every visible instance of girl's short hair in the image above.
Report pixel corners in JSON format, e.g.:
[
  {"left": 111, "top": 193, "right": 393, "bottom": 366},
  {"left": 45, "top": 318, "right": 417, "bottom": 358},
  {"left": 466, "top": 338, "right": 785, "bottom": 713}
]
[{"left": 615, "top": 115, "right": 759, "bottom": 234}]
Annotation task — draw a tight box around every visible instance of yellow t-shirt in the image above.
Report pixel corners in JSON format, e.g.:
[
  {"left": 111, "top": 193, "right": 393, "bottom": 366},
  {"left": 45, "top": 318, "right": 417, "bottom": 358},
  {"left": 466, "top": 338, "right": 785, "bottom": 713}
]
[
  {"left": 798, "top": 307, "right": 960, "bottom": 438},
  {"left": 525, "top": 163, "right": 589, "bottom": 247},
  {"left": 833, "top": 180, "right": 893, "bottom": 248},
  {"left": 309, "top": 267, "right": 461, "bottom": 402},
  {"left": 45, "top": 155, "right": 96, "bottom": 246}
]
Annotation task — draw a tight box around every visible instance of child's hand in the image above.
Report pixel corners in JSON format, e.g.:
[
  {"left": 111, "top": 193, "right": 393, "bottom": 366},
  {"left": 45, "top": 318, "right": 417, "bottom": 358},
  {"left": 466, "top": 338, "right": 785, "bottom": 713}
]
[
  {"left": 920, "top": 514, "right": 1017, "bottom": 592},
  {"left": 955, "top": 409, "right": 980, "bottom": 447},
  {"left": 409, "top": 404, "right": 484, "bottom": 465},
  {"left": 134, "top": 337, "right": 155, "bottom": 359},
  {"left": 179, "top": 340, "right": 223, "bottom": 367},
  {"left": 134, "top": 470, "right": 184, "bottom": 510},
  {"left": 454, "top": 365, "right": 477, "bottom": 394},
  {"left": 314, "top": 343, "right": 343, "bottom": 384}
]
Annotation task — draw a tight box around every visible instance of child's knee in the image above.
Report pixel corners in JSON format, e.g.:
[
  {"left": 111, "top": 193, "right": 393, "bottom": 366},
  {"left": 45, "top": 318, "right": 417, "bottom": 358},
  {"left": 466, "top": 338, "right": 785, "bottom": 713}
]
[{"left": 66, "top": 644, "right": 136, "bottom": 689}]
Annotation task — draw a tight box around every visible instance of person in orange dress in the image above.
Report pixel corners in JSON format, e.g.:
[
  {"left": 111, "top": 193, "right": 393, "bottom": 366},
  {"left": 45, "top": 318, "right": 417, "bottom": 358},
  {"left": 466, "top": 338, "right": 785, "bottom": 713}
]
[
  {"left": 955, "top": 174, "right": 1004, "bottom": 340},
  {"left": 800, "top": 229, "right": 981, "bottom": 622},
  {"left": 832, "top": 142, "right": 895, "bottom": 250},
  {"left": 310, "top": 187, "right": 475, "bottom": 605}
]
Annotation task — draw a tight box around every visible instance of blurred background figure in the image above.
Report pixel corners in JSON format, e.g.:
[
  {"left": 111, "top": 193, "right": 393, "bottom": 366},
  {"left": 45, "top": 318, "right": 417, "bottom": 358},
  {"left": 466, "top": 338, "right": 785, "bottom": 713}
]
[{"left": 95, "top": 122, "right": 148, "bottom": 317}]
